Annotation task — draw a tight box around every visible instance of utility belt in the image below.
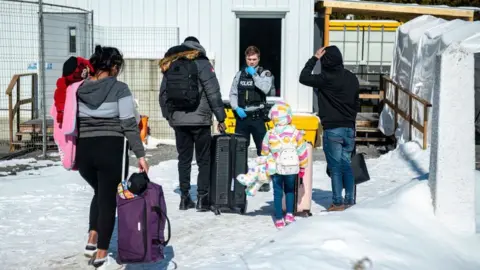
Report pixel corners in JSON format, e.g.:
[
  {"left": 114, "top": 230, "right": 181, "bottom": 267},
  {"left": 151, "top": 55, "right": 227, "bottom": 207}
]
[{"left": 234, "top": 107, "right": 270, "bottom": 122}]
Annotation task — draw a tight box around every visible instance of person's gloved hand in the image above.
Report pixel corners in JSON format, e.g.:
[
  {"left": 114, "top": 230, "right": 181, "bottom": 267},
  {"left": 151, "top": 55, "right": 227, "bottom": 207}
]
[
  {"left": 245, "top": 66, "right": 256, "bottom": 76},
  {"left": 298, "top": 168, "right": 305, "bottom": 179},
  {"left": 235, "top": 107, "right": 247, "bottom": 119}
]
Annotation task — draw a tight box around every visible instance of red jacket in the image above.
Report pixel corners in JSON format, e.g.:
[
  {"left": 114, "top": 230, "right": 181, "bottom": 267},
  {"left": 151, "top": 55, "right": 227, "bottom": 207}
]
[{"left": 53, "top": 57, "right": 94, "bottom": 125}]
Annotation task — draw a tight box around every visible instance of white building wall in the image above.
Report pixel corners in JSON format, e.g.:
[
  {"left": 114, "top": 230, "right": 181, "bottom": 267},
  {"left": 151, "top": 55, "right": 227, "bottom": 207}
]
[{"left": 43, "top": 0, "right": 315, "bottom": 112}]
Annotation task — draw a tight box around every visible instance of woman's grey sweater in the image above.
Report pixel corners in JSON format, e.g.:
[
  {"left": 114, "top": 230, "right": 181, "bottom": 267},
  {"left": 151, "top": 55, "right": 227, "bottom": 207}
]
[{"left": 77, "top": 76, "right": 145, "bottom": 158}]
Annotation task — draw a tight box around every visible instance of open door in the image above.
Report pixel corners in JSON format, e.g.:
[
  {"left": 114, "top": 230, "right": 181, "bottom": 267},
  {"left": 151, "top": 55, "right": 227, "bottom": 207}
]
[
  {"left": 41, "top": 12, "right": 89, "bottom": 117},
  {"left": 239, "top": 18, "right": 282, "bottom": 97}
]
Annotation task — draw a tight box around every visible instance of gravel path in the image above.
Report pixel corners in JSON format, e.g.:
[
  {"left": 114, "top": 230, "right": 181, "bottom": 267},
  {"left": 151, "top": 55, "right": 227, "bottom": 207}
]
[
  {"left": 133, "top": 143, "right": 384, "bottom": 167},
  {"left": 0, "top": 143, "right": 385, "bottom": 177}
]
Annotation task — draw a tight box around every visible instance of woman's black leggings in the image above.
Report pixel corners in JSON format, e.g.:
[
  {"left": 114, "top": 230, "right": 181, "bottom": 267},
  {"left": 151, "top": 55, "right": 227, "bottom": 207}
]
[{"left": 76, "top": 136, "right": 128, "bottom": 250}]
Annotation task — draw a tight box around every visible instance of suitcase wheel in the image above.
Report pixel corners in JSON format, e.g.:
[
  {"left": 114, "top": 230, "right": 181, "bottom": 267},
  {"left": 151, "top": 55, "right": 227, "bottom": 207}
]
[
  {"left": 239, "top": 201, "right": 248, "bottom": 215},
  {"left": 296, "top": 210, "right": 312, "bottom": 217},
  {"left": 211, "top": 205, "right": 221, "bottom": 215}
]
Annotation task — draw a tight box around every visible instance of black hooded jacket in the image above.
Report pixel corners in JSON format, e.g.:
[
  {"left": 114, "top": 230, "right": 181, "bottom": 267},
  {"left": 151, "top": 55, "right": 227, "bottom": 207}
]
[{"left": 299, "top": 46, "right": 359, "bottom": 130}]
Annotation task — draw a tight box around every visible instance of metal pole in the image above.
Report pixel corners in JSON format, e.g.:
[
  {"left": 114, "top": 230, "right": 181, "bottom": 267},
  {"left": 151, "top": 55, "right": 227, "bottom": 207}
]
[
  {"left": 91, "top": 10, "right": 94, "bottom": 54},
  {"left": 38, "top": 0, "right": 47, "bottom": 158}
]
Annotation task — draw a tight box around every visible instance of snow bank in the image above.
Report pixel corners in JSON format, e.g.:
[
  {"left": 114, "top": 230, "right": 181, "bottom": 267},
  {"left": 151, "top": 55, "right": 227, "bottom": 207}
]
[
  {"left": 476, "top": 170, "right": 480, "bottom": 233},
  {"left": 428, "top": 43, "right": 476, "bottom": 234},
  {"left": 143, "top": 135, "right": 176, "bottom": 149},
  {"left": 2, "top": 140, "right": 479, "bottom": 269},
  {"left": 379, "top": 15, "right": 480, "bottom": 146},
  {"left": 203, "top": 181, "right": 480, "bottom": 270},
  {"left": 200, "top": 143, "right": 480, "bottom": 270}
]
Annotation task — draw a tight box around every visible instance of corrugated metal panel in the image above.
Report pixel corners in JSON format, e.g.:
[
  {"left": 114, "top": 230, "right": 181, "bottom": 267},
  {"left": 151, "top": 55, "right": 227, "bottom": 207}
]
[
  {"left": 43, "top": 13, "right": 89, "bottom": 114},
  {"left": 232, "top": 0, "right": 290, "bottom": 8},
  {"left": 42, "top": 0, "right": 315, "bottom": 113},
  {"left": 283, "top": 0, "right": 315, "bottom": 112}
]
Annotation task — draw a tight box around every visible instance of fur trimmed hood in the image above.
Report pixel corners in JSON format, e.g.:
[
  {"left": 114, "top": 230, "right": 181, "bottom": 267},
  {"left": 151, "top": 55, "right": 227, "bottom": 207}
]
[{"left": 159, "top": 40, "right": 207, "bottom": 73}]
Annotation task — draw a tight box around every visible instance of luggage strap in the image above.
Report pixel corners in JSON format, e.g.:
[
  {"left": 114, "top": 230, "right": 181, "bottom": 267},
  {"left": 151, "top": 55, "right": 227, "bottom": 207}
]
[{"left": 152, "top": 206, "right": 172, "bottom": 246}]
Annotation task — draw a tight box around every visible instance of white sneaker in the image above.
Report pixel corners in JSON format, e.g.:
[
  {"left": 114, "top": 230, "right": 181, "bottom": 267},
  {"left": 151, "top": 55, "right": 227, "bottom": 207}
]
[
  {"left": 84, "top": 243, "right": 97, "bottom": 258},
  {"left": 90, "top": 253, "right": 124, "bottom": 270}
]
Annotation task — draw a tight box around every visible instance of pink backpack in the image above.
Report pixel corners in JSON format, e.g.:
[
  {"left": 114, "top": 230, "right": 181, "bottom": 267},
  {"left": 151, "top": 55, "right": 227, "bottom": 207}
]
[{"left": 50, "top": 80, "right": 83, "bottom": 170}]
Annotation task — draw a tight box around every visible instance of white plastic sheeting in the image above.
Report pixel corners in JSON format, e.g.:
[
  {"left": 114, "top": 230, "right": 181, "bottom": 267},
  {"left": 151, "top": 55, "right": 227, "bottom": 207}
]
[{"left": 378, "top": 15, "right": 480, "bottom": 147}]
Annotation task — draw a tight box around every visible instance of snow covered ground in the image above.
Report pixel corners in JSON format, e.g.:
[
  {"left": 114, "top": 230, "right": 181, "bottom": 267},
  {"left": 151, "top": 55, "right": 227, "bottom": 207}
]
[{"left": 1, "top": 142, "right": 479, "bottom": 270}]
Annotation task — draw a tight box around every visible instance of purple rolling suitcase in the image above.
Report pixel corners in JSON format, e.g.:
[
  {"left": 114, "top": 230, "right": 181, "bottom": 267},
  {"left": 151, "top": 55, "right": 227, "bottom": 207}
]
[{"left": 116, "top": 139, "right": 172, "bottom": 264}]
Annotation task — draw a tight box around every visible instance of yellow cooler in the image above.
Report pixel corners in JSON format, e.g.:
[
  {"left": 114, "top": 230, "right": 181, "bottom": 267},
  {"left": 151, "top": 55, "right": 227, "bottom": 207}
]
[
  {"left": 223, "top": 107, "right": 321, "bottom": 147},
  {"left": 291, "top": 113, "right": 321, "bottom": 146},
  {"left": 224, "top": 107, "right": 273, "bottom": 134},
  {"left": 224, "top": 108, "right": 236, "bottom": 134}
]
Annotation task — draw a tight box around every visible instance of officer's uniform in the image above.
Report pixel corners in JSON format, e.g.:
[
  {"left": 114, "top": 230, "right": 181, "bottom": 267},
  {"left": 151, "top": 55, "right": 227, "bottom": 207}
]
[
  {"left": 230, "top": 66, "right": 274, "bottom": 191},
  {"left": 230, "top": 66, "right": 274, "bottom": 154}
]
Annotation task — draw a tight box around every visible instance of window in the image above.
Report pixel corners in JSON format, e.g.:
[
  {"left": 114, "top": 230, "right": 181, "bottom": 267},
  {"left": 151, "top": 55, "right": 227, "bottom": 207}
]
[{"left": 69, "top": 27, "right": 76, "bottom": 53}]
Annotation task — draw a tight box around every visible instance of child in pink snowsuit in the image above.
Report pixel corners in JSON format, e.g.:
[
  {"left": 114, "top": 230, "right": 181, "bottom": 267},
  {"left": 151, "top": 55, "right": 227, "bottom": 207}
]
[{"left": 261, "top": 101, "right": 308, "bottom": 229}]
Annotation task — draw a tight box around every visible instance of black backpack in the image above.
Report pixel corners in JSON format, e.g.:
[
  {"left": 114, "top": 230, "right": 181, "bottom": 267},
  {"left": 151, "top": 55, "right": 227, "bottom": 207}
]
[{"left": 165, "top": 58, "right": 200, "bottom": 112}]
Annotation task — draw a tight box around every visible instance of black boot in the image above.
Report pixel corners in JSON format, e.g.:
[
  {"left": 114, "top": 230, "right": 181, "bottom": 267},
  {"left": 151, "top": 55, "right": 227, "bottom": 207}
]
[
  {"left": 179, "top": 193, "right": 195, "bottom": 210},
  {"left": 196, "top": 193, "right": 210, "bottom": 212},
  {"left": 258, "top": 183, "right": 270, "bottom": 192}
]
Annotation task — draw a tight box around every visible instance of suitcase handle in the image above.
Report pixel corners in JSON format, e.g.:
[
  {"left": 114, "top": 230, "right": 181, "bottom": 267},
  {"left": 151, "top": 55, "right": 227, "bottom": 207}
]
[{"left": 152, "top": 206, "right": 172, "bottom": 246}]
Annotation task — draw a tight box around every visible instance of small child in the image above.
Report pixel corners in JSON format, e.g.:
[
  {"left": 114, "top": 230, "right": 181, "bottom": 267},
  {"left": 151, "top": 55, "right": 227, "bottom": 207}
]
[
  {"left": 261, "top": 101, "right": 308, "bottom": 229},
  {"left": 53, "top": 56, "right": 94, "bottom": 127}
]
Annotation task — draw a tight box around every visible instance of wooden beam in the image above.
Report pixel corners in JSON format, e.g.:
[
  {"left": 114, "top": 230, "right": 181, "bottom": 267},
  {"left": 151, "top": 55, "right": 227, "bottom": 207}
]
[
  {"left": 322, "top": 0, "right": 474, "bottom": 21},
  {"left": 359, "top": 93, "right": 382, "bottom": 100},
  {"left": 323, "top": 7, "right": 332, "bottom": 46}
]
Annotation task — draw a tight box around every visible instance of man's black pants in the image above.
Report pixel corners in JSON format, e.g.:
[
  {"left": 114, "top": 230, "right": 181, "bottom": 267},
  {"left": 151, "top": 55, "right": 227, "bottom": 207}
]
[
  {"left": 174, "top": 125, "right": 211, "bottom": 196},
  {"left": 235, "top": 117, "right": 267, "bottom": 156}
]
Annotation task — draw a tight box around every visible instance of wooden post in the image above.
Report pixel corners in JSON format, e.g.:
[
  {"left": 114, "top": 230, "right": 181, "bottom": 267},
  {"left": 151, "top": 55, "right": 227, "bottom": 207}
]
[
  {"left": 8, "top": 79, "right": 13, "bottom": 152},
  {"left": 323, "top": 7, "right": 332, "bottom": 46},
  {"left": 16, "top": 80, "right": 20, "bottom": 139},
  {"left": 31, "top": 75, "right": 35, "bottom": 120},
  {"left": 379, "top": 90, "right": 385, "bottom": 100},
  {"left": 394, "top": 85, "right": 399, "bottom": 131},
  {"left": 408, "top": 95, "right": 412, "bottom": 141},
  {"left": 423, "top": 105, "right": 428, "bottom": 150}
]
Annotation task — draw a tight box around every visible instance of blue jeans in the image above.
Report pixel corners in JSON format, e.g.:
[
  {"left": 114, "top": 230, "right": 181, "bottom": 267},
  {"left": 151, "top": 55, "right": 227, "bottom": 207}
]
[
  {"left": 272, "top": 174, "right": 296, "bottom": 220},
  {"left": 323, "top": 127, "right": 355, "bottom": 205}
]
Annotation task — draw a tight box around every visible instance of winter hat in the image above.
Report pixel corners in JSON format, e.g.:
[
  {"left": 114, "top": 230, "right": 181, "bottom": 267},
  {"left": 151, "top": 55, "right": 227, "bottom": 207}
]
[
  {"left": 268, "top": 101, "right": 293, "bottom": 126},
  {"left": 184, "top": 36, "right": 200, "bottom": 44},
  {"left": 127, "top": 172, "right": 150, "bottom": 195},
  {"left": 117, "top": 172, "right": 150, "bottom": 199},
  {"left": 62, "top": 56, "right": 78, "bottom": 77}
]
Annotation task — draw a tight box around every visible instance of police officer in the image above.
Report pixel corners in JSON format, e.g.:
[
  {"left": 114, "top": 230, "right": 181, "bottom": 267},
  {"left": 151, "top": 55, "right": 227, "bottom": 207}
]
[{"left": 229, "top": 45, "right": 274, "bottom": 192}]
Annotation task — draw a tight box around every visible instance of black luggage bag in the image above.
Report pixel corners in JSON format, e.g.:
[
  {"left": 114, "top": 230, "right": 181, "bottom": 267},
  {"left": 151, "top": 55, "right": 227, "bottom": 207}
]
[{"left": 209, "top": 133, "right": 248, "bottom": 215}]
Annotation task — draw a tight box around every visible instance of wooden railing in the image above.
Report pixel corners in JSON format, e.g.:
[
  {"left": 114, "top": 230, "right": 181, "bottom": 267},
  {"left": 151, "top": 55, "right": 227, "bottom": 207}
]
[
  {"left": 381, "top": 76, "right": 432, "bottom": 149},
  {"left": 5, "top": 73, "right": 37, "bottom": 152}
]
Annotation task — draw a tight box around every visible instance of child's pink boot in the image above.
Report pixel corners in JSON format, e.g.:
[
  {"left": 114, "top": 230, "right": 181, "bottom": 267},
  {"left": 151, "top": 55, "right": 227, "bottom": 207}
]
[
  {"left": 285, "top": 213, "right": 296, "bottom": 225},
  {"left": 274, "top": 219, "right": 285, "bottom": 229}
]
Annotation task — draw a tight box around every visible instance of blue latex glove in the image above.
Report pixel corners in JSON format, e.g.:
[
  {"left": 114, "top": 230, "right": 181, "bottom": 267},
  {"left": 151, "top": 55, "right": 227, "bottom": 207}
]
[
  {"left": 245, "top": 66, "right": 256, "bottom": 76},
  {"left": 235, "top": 107, "right": 247, "bottom": 119}
]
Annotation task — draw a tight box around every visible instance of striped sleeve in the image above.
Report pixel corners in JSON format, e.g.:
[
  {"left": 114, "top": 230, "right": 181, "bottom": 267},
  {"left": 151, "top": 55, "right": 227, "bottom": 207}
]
[{"left": 295, "top": 130, "right": 308, "bottom": 169}]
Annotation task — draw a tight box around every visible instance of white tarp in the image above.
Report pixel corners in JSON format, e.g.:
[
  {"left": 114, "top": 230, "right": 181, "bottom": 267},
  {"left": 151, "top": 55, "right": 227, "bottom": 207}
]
[{"left": 379, "top": 15, "right": 480, "bottom": 147}]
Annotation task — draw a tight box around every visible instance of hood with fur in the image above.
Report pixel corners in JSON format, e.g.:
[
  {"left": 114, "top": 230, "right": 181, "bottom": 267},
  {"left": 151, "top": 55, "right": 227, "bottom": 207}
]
[
  {"left": 268, "top": 101, "right": 293, "bottom": 127},
  {"left": 159, "top": 40, "right": 207, "bottom": 73}
]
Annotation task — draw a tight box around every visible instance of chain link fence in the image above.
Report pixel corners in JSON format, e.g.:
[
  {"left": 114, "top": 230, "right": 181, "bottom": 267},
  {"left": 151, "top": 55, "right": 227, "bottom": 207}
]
[
  {"left": 101, "top": 26, "right": 179, "bottom": 143},
  {"left": 0, "top": 0, "right": 180, "bottom": 158}
]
